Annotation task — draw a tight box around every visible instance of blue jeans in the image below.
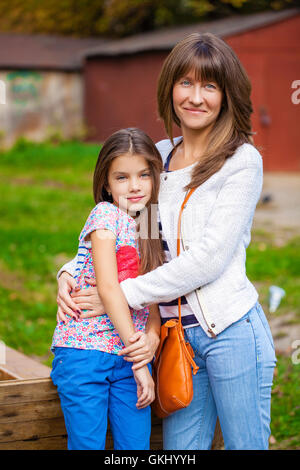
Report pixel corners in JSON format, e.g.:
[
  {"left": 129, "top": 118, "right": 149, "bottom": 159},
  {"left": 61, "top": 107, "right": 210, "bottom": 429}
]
[
  {"left": 51, "top": 347, "right": 151, "bottom": 450},
  {"left": 163, "top": 302, "right": 277, "bottom": 450}
]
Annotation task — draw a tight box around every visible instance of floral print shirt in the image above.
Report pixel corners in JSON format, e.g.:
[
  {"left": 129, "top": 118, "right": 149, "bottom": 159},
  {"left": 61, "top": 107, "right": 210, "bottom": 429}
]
[{"left": 51, "top": 201, "right": 149, "bottom": 355}]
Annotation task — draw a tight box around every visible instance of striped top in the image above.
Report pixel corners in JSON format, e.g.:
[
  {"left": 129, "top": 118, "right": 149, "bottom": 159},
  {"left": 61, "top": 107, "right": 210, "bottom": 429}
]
[{"left": 158, "top": 150, "right": 200, "bottom": 329}]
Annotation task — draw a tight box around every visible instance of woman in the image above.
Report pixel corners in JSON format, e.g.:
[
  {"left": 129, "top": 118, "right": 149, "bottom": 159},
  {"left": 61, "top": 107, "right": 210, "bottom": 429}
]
[{"left": 56, "top": 32, "right": 276, "bottom": 450}]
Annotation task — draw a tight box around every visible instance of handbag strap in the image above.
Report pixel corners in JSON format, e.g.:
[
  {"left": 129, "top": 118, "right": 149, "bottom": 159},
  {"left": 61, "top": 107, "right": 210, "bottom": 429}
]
[{"left": 177, "top": 188, "right": 197, "bottom": 324}]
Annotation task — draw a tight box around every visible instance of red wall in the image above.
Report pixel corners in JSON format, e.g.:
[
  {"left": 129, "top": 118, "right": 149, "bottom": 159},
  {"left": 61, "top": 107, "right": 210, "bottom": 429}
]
[
  {"left": 226, "top": 15, "right": 300, "bottom": 171},
  {"left": 84, "top": 15, "right": 300, "bottom": 171},
  {"left": 84, "top": 51, "right": 168, "bottom": 142}
]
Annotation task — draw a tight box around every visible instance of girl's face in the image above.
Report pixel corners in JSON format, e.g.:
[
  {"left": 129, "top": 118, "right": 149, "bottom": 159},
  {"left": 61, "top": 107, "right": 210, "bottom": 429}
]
[
  {"left": 106, "top": 153, "right": 153, "bottom": 216},
  {"left": 172, "top": 69, "right": 223, "bottom": 133}
]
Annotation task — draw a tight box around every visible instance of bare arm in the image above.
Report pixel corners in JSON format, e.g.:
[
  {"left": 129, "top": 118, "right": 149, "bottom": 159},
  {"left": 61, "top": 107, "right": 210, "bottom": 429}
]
[
  {"left": 90, "top": 228, "right": 154, "bottom": 408},
  {"left": 90, "top": 229, "right": 136, "bottom": 346}
]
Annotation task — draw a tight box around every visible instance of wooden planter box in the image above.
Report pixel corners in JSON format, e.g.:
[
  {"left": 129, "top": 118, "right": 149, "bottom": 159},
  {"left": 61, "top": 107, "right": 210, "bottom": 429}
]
[{"left": 0, "top": 346, "right": 223, "bottom": 450}]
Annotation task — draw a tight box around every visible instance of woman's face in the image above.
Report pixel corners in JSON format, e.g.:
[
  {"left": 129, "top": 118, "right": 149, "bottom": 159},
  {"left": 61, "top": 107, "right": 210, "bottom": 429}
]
[
  {"left": 106, "top": 153, "right": 153, "bottom": 217},
  {"left": 172, "top": 69, "right": 223, "bottom": 133}
]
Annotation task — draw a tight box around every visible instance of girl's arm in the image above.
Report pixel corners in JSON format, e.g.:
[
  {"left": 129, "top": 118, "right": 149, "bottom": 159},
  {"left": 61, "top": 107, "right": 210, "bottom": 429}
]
[
  {"left": 91, "top": 228, "right": 154, "bottom": 409},
  {"left": 90, "top": 229, "right": 136, "bottom": 346}
]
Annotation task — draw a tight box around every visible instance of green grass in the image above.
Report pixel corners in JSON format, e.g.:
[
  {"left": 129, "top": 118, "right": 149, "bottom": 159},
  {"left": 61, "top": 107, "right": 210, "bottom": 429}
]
[
  {"left": 0, "top": 138, "right": 100, "bottom": 362},
  {"left": 247, "top": 231, "right": 300, "bottom": 319},
  {"left": 270, "top": 354, "right": 300, "bottom": 449},
  {"left": 0, "top": 139, "right": 299, "bottom": 449}
]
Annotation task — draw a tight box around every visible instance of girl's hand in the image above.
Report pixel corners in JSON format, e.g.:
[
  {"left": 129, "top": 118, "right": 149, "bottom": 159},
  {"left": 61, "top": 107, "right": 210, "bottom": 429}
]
[
  {"left": 118, "top": 331, "right": 160, "bottom": 370},
  {"left": 70, "top": 278, "right": 106, "bottom": 319},
  {"left": 133, "top": 366, "right": 155, "bottom": 409}
]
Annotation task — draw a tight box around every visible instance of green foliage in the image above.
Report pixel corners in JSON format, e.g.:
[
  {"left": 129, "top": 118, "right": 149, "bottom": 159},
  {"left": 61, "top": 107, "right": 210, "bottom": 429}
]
[
  {"left": 0, "top": 140, "right": 99, "bottom": 362},
  {"left": 0, "top": 0, "right": 295, "bottom": 38}
]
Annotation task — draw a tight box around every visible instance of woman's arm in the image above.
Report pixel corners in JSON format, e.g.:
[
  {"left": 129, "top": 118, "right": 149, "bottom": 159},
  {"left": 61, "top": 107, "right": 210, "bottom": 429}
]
[
  {"left": 120, "top": 158, "right": 263, "bottom": 310},
  {"left": 57, "top": 255, "right": 77, "bottom": 280},
  {"left": 145, "top": 304, "right": 161, "bottom": 340}
]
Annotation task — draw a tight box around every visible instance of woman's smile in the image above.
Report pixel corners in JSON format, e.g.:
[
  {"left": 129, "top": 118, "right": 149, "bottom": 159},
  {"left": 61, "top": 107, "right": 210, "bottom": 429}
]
[{"left": 183, "top": 107, "right": 208, "bottom": 114}]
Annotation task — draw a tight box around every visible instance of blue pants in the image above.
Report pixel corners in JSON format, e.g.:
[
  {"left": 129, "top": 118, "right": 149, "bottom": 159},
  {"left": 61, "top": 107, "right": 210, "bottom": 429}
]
[
  {"left": 50, "top": 347, "right": 151, "bottom": 450},
  {"left": 163, "top": 302, "right": 277, "bottom": 450}
]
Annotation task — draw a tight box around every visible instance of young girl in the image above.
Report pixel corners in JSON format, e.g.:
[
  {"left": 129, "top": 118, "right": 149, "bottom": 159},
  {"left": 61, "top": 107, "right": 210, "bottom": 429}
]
[
  {"left": 50, "top": 128, "right": 164, "bottom": 450},
  {"left": 56, "top": 33, "right": 277, "bottom": 450}
]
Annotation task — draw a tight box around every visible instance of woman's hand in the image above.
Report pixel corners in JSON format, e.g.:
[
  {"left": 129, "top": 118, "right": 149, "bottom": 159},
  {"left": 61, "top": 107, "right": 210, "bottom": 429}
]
[
  {"left": 118, "top": 331, "right": 160, "bottom": 370},
  {"left": 57, "top": 272, "right": 82, "bottom": 321},
  {"left": 133, "top": 365, "right": 155, "bottom": 409},
  {"left": 57, "top": 274, "right": 105, "bottom": 321},
  {"left": 70, "top": 278, "right": 105, "bottom": 319}
]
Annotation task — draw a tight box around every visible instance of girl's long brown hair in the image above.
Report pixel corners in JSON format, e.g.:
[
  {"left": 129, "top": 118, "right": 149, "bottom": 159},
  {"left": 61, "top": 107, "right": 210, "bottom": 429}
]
[
  {"left": 93, "top": 128, "right": 165, "bottom": 274},
  {"left": 157, "top": 32, "right": 254, "bottom": 190}
]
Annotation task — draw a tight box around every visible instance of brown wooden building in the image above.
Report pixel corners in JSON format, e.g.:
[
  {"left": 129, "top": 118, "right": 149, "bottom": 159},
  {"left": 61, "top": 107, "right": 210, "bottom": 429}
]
[
  {"left": 82, "top": 9, "right": 300, "bottom": 171},
  {"left": 0, "top": 33, "right": 106, "bottom": 147}
]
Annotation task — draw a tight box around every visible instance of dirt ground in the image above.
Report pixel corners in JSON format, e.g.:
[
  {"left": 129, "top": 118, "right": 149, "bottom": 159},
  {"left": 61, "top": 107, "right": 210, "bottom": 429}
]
[
  {"left": 253, "top": 172, "right": 300, "bottom": 355},
  {"left": 253, "top": 172, "right": 300, "bottom": 239}
]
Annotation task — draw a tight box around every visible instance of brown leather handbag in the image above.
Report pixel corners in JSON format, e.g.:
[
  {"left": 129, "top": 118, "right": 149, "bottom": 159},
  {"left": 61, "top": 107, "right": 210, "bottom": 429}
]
[{"left": 151, "top": 188, "right": 199, "bottom": 419}]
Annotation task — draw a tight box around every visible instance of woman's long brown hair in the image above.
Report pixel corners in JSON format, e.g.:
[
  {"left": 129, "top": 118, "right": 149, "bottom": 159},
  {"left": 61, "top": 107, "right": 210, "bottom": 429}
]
[
  {"left": 93, "top": 128, "right": 165, "bottom": 275},
  {"left": 157, "top": 32, "right": 254, "bottom": 190}
]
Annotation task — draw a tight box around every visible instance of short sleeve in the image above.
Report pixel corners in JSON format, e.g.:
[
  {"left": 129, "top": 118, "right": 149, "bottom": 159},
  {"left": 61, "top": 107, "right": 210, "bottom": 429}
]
[{"left": 79, "top": 202, "right": 119, "bottom": 242}]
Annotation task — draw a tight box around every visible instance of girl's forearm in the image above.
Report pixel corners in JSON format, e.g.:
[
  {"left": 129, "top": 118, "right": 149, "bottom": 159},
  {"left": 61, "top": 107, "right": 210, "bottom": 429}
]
[{"left": 99, "top": 285, "right": 136, "bottom": 347}]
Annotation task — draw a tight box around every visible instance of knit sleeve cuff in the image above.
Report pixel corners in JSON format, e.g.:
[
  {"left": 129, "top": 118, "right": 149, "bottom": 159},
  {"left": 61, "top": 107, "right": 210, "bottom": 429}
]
[
  {"left": 57, "top": 256, "right": 78, "bottom": 280},
  {"left": 120, "top": 278, "right": 145, "bottom": 310}
]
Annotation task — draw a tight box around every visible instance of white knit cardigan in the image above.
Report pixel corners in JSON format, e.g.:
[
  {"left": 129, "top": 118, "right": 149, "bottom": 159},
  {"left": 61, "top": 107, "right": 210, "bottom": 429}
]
[{"left": 59, "top": 137, "right": 263, "bottom": 337}]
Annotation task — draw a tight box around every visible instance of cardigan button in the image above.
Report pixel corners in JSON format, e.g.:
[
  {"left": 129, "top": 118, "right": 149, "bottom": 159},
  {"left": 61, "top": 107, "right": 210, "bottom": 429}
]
[
  {"left": 164, "top": 175, "right": 168, "bottom": 180},
  {"left": 211, "top": 323, "right": 216, "bottom": 328}
]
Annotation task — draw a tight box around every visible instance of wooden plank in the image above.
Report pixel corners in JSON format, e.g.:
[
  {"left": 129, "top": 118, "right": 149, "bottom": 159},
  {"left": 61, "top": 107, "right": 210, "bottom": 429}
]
[
  {"left": 4, "top": 346, "right": 51, "bottom": 379},
  {"left": 0, "top": 416, "right": 66, "bottom": 443},
  {"left": 0, "top": 368, "right": 19, "bottom": 381},
  {"left": 0, "top": 398, "right": 63, "bottom": 423},
  {"left": 0, "top": 435, "right": 67, "bottom": 450},
  {"left": 0, "top": 378, "right": 57, "bottom": 405},
  {"left": 150, "top": 415, "right": 163, "bottom": 449},
  {"left": 211, "top": 418, "right": 224, "bottom": 450}
]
